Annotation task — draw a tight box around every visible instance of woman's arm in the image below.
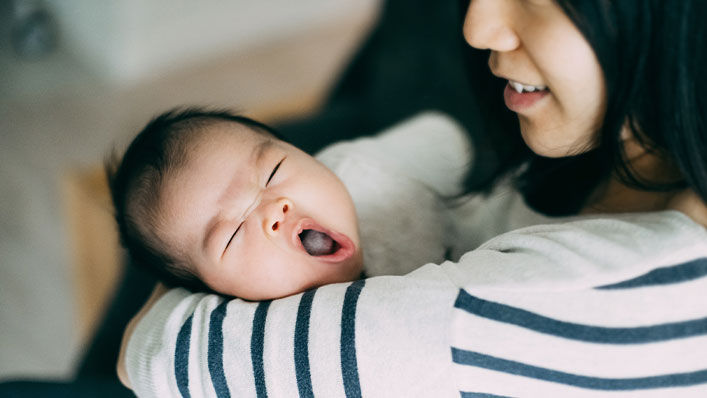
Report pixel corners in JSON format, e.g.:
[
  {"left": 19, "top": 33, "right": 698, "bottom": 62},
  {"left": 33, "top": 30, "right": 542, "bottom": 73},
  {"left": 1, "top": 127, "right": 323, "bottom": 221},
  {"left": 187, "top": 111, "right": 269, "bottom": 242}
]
[
  {"left": 121, "top": 211, "right": 707, "bottom": 396},
  {"left": 122, "top": 266, "right": 460, "bottom": 397}
]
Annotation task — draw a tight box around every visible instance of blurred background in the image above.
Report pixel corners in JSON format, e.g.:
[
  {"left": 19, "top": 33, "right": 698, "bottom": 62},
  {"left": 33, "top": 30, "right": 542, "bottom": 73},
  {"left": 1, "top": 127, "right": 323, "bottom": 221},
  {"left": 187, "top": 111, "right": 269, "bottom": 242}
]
[{"left": 0, "top": 0, "right": 382, "bottom": 381}]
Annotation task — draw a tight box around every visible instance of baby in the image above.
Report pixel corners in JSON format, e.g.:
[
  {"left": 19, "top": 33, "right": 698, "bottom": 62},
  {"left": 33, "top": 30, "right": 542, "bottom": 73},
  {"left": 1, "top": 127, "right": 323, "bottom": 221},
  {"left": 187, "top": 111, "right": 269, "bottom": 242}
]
[
  {"left": 108, "top": 108, "right": 364, "bottom": 300},
  {"left": 109, "top": 108, "right": 468, "bottom": 301}
]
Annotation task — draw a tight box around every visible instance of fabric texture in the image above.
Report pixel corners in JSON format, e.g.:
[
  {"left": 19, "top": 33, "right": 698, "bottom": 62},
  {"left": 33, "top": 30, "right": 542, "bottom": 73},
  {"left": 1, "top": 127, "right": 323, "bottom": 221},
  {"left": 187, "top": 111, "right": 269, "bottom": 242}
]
[
  {"left": 315, "top": 111, "right": 474, "bottom": 277},
  {"left": 125, "top": 113, "right": 707, "bottom": 397}
]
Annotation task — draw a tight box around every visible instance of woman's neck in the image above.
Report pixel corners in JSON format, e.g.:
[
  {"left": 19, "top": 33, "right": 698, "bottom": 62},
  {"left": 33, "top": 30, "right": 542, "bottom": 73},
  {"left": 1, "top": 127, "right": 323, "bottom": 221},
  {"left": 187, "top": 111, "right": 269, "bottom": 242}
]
[
  {"left": 582, "top": 174, "right": 707, "bottom": 229},
  {"left": 581, "top": 178, "right": 676, "bottom": 214},
  {"left": 580, "top": 138, "right": 707, "bottom": 228}
]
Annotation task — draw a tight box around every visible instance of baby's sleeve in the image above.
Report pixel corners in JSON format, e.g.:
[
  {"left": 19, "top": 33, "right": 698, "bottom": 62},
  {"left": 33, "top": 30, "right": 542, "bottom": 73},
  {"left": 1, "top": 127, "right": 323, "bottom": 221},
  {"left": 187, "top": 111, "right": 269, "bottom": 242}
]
[{"left": 316, "top": 111, "right": 474, "bottom": 197}]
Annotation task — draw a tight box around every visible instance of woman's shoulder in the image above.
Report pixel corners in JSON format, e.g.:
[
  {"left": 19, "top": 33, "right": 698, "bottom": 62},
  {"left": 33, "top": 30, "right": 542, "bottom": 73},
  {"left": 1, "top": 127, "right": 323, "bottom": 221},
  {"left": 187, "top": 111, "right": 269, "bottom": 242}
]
[
  {"left": 667, "top": 189, "right": 707, "bottom": 229},
  {"left": 442, "top": 209, "right": 707, "bottom": 291}
]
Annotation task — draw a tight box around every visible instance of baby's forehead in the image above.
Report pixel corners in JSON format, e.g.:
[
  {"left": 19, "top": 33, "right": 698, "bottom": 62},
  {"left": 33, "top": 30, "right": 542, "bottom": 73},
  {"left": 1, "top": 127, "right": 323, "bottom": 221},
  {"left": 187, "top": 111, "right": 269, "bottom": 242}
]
[
  {"left": 185, "top": 123, "right": 280, "bottom": 171},
  {"left": 191, "top": 119, "right": 272, "bottom": 146}
]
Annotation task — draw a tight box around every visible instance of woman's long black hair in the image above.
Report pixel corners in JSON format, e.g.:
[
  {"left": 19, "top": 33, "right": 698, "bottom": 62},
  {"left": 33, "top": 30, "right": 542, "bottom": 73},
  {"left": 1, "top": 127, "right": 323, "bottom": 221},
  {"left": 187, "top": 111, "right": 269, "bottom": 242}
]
[{"left": 463, "top": 0, "right": 707, "bottom": 216}]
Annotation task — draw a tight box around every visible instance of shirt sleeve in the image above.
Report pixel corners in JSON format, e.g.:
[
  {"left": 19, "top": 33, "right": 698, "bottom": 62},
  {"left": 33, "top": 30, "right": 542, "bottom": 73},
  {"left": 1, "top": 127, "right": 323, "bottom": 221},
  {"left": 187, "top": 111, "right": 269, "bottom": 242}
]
[
  {"left": 316, "top": 111, "right": 474, "bottom": 197},
  {"left": 125, "top": 211, "right": 707, "bottom": 397},
  {"left": 443, "top": 211, "right": 707, "bottom": 397}
]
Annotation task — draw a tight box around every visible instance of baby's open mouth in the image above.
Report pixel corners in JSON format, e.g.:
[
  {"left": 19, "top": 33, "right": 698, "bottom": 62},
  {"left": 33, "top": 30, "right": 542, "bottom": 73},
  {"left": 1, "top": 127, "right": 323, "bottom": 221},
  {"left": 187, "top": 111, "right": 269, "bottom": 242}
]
[
  {"left": 299, "top": 229, "right": 341, "bottom": 256},
  {"left": 293, "top": 219, "right": 355, "bottom": 263}
]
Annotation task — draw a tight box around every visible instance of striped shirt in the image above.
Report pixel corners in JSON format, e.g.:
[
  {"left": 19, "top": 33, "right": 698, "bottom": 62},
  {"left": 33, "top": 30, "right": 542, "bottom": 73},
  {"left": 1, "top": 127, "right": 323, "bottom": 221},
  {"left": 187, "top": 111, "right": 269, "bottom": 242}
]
[{"left": 125, "top": 210, "right": 707, "bottom": 397}]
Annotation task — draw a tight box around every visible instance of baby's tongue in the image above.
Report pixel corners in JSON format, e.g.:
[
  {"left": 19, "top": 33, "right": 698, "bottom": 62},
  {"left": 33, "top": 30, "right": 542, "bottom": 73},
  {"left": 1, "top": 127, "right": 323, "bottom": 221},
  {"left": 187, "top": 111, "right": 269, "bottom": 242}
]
[{"left": 300, "top": 229, "right": 337, "bottom": 256}]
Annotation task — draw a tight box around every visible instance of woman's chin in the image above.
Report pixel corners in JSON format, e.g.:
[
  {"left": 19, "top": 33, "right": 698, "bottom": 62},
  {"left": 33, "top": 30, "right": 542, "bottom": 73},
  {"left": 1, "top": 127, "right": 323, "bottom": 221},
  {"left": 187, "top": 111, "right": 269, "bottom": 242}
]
[
  {"left": 522, "top": 133, "right": 591, "bottom": 158},
  {"left": 520, "top": 119, "right": 600, "bottom": 158}
]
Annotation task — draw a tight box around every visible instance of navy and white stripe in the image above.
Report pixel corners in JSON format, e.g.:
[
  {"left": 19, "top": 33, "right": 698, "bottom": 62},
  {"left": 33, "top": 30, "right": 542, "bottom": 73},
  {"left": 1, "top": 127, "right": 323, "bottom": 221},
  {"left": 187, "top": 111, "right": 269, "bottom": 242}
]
[
  {"left": 598, "top": 257, "right": 707, "bottom": 289},
  {"left": 251, "top": 300, "right": 271, "bottom": 398},
  {"left": 165, "top": 280, "right": 367, "bottom": 398},
  {"left": 452, "top": 348, "right": 707, "bottom": 390},
  {"left": 460, "top": 391, "right": 513, "bottom": 398},
  {"left": 294, "top": 289, "right": 317, "bottom": 397},
  {"left": 454, "top": 289, "right": 707, "bottom": 344},
  {"left": 451, "top": 260, "right": 707, "bottom": 394},
  {"left": 175, "top": 314, "right": 194, "bottom": 398},
  {"left": 159, "top": 259, "right": 707, "bottom": 397},
  {"left": 207, "top": 301, "right": 230, "bottom": 398},
  {"left": 341, "top": 279, "right": 365, "bottom": 398}
]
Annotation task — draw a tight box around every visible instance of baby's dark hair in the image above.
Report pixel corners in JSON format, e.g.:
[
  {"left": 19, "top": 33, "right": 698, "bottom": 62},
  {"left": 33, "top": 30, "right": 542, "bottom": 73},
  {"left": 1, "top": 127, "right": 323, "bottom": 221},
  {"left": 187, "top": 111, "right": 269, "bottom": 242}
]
[{"left": 106, "top": 107, "right": 284, "bottom": 292}]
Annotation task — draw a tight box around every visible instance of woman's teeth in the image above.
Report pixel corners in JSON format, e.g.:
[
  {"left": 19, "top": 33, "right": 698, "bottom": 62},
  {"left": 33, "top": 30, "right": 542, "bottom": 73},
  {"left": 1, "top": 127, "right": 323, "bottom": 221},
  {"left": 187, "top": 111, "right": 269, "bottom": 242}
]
[{"left": 509, "top": 80, "right": 548, "bottom": 93}]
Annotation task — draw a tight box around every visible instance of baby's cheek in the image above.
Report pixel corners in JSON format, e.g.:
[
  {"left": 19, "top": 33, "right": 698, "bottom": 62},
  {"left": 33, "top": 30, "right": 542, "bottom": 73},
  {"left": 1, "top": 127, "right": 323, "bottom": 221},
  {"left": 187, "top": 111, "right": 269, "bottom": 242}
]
[{"left": 344, "top": 251, "right": 364, "bottom": 280}]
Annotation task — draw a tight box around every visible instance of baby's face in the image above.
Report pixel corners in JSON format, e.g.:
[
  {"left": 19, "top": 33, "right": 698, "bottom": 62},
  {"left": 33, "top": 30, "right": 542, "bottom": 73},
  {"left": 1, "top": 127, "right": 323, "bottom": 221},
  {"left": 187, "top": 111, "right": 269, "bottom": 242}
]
[{"left": 157, "top": 123, "right": 363, "bottom": 300}]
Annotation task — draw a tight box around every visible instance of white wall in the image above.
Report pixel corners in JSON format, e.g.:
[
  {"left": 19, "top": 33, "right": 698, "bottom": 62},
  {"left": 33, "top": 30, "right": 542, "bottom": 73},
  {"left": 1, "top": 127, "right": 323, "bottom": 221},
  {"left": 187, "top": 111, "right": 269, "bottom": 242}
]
[{"left": 47, "top": 0, "right": 378, "bottom": 84}]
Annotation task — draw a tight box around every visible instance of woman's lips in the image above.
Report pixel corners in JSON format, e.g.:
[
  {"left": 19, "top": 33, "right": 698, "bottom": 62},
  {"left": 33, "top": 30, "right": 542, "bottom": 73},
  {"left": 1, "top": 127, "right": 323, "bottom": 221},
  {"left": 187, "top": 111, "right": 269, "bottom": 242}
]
[
  {"left": 292, "top": 218, "right": 355, "bottom": 263},
  {"left": 503, "top": 83, "right": 550, "bottom": 112}
]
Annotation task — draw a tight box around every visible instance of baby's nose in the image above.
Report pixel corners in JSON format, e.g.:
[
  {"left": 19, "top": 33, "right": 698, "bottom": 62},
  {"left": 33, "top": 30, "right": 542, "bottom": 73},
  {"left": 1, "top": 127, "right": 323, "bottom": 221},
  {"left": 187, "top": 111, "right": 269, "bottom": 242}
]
[{"left": 263, "top": 198, "right": 293, "bottom": 234}]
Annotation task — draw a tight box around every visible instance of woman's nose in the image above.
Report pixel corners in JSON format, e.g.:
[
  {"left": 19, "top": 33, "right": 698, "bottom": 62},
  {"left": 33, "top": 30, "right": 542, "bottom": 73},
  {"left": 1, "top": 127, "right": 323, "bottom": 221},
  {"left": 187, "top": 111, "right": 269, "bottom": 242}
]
[
  {"left": 262, "top": 198, "right": 293, "bottom": 235},
  {"left": 463, "top": 0, "right": 520, "bottom": 52}
]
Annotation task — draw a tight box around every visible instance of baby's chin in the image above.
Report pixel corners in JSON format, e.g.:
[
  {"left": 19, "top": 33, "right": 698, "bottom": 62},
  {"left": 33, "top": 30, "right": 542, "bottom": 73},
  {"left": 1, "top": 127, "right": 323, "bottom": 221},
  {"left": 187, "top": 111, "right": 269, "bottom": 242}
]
[
  {"left": 302, "top": 251, "right": 365, "bottom": 290},
  {"left": 331, "top": 247, "right": 364, "bottom": 280},
  {"left": 219, "top": 256, "right": 365, "bottom": 301}
]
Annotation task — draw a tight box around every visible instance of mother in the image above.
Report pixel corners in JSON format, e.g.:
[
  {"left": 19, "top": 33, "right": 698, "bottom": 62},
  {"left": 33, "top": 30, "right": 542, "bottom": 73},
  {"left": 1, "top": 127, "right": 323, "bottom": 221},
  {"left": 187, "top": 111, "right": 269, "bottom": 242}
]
[{"left": 119, "top": 0, "right": 707, "bottom": 396}]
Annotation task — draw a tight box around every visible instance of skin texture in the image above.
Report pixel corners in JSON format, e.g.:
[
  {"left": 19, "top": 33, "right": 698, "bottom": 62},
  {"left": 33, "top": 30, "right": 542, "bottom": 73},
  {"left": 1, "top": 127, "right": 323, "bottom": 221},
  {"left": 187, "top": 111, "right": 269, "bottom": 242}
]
[
  {"left": 156, "top": 123, "right": 363, "bottom": 300},
  {"left": 464, "top": 0, "right": 606, "bottom": 157}
]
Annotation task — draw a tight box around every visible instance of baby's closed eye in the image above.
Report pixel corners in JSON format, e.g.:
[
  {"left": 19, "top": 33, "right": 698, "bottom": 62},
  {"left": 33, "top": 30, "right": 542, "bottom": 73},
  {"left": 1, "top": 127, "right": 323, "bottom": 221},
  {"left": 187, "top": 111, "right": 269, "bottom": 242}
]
[
  {"left": 225, "top": 223, "right": 243, "bottom": 253},
  {"left": 266, "top": 158, "right": 285, "bottom": 186}
]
